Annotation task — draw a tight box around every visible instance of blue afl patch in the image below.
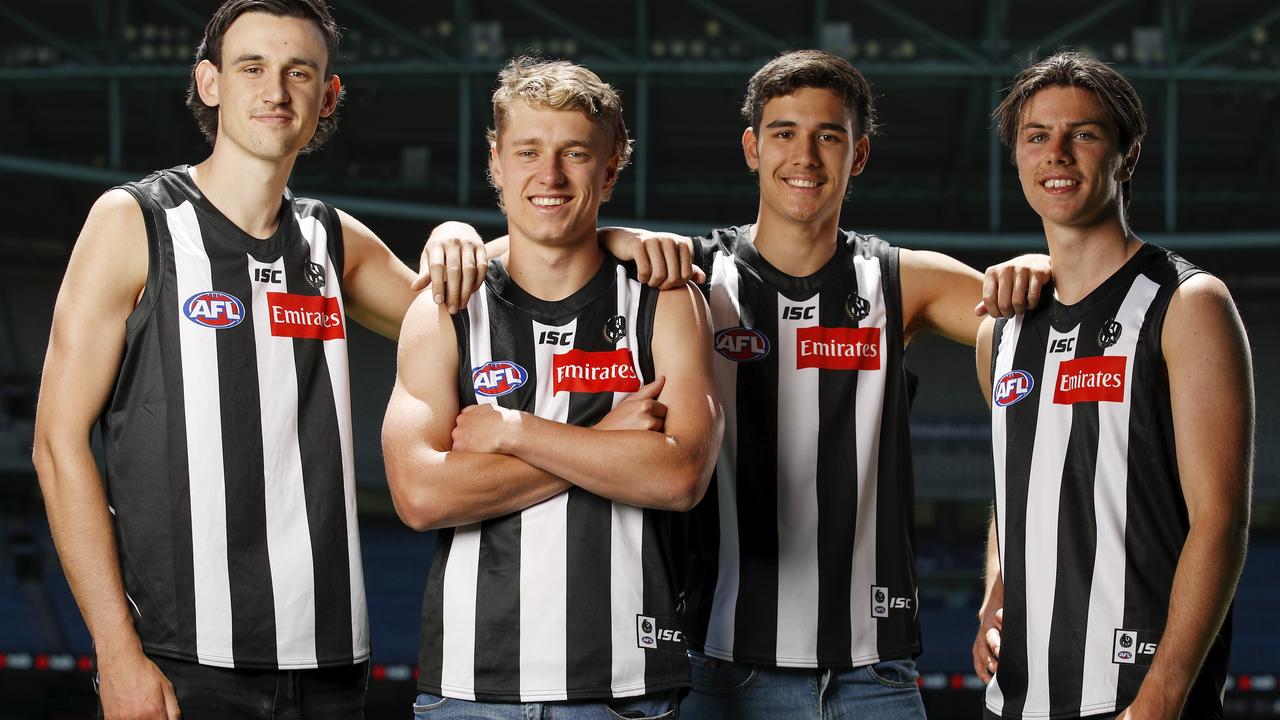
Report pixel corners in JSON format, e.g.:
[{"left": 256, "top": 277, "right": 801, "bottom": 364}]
[
  {"left": 183, "top": 291, "right": 245, "bottom": 329},
  {"left": 993, "top": 369, "right": 1035, "bottom": 407},
  {"left": 472, "top": 360, "right": 529, "bottom": 397}
]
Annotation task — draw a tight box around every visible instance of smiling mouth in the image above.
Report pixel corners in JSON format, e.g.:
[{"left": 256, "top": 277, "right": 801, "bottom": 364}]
[
  {"left": 784, "top": 178, "right": 822, "bottom": 189},
  {"left": 1042, "top": 178, "right": 1078, "bottom": 189},
  {"left": 530, "top": 196, "right": 568, "bottom": 207}
]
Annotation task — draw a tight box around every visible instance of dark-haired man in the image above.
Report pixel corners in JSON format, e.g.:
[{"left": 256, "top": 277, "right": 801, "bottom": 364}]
[
  {"left": 31, "top": 1, "right": 484, "bottom": 717},
  {"left": 973, "top": 52, "right": 1252, "bottom": 720}
]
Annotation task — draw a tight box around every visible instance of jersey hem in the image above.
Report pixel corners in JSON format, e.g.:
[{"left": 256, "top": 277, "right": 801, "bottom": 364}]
[
  {"left": 142, "top": 643, "right": 370, "bottom": 671},
  {"left": 419, "top": 676, "right": 691, "bottom": 703},
  {"left": 700, "top": 642, "right": 921, "bottom": 669},
  {"left": 984, "top": 699, "right": 1119, "bottom": 720}
]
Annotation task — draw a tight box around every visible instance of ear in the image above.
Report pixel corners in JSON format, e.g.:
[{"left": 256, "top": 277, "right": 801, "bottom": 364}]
[
  {"left": 194, "top": 59, "right": 221, "bottom": 108},
  {"left": 849, "top": 135, "right": 871, "bottom": 177},
  {"left": 1117, "top": 142, "right": 1140, "bottom": 182},
  {"left": 319, "top": 74, "right": 342, "bottom": 118},
  {"left": 487, "top": 142, "right": 502, "bottom": 187},
  {"left": 600, "top": 153, "right": 621, "bottom": 199},
  {"left": 742, "top": 126, "right": 762, "bottom": 172}
]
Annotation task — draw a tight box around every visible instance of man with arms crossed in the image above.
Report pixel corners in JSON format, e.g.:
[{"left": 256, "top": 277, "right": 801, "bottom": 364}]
[
  {"left": 973, "top": 52, "right": 1252, "bottom": 719},
  {"left": 31, "top": 1, "right": 483, "bottom": 717},
  {"left": 382, "top": 57, "right": 722, "bottom": 718}
]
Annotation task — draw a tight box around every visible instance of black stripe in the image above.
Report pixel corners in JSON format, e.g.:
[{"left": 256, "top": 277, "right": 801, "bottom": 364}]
[
  {"left": 418, "top": 527, "right": 453, "bottom": 692},
  {"left": 994, "top": 315, "right": 1048, "bottom": 717},
  {"left": 470, "top": 305, "right": 534, "bottom": 699},
  {"left": 814, "top": 277, "right": 860, "bottom": 665},
  {"left": 1046, "top": 325, "right": 1102, "bottom": 712},
  {"left": 731, "top": 274, "right": 779, "bottom": 662},
  {"left": 282, "top": 231, "right": 354, "bottom": 665},
  {"left": 206, "top": 225, "right": 277, "bottom": 667},
  {"left": 871, "top": 244, "right": 920, "bottom": 661},
  {"left": 564, "top": 291, "right": 619, "bottom": 696}
]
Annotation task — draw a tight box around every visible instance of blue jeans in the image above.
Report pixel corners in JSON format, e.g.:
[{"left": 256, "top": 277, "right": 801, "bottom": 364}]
[
  {"left": 413, "top": 690, "right": 679, "bottom": 719},
  {"left": 679, "top": 649, "right": 924, "bottom": 720}
]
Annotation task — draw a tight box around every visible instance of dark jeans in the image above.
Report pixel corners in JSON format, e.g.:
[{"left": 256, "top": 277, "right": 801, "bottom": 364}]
[{"left": 97, "top": 655, "right": 368, "bottom": 719}]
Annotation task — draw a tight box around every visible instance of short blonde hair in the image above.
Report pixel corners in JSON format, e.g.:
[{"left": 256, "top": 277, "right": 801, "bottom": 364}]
[{"left": 487, "top": 56, "right": 634, "bottom": 173}]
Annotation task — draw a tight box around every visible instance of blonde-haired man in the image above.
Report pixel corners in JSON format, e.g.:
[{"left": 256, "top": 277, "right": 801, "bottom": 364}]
[{"left": 383, "top": 57, "right": 723, "bottom": 718}]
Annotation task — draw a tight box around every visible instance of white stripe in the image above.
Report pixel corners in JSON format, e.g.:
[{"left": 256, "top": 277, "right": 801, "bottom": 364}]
[
  {"left": 247, "top": 253, "right": 317, "bottom": 668},
  {"left": 986, "top": 316, "right": 1023, "bottom": 714},
  {"left": 774, "top": 293, "right": 821, "bottom": 665},
  {"left": 1022, "top": 324, "right": 1081, "bottom": 711},
  {"left": 704, "top": 251, "right": 742, "bottom": 659},
  {"left": 302, "top": 213, "right": 369, "bottom": 662},
  {"left": 439, "top": 289, "right": 492, "bottom": 700},
  {"left": 168, "top": 202, "right": 234, "bottom": 667},
  {"left": 518, "top": 318, "right": 574, "bottom": 699},
  {"left": 849, "top": 254, "right": 887, "bottom": 665},
  {"left": 610, "top": 271, "right": 648, "bottom": 694},
  {"left": 1079, "top": 275, "right": 1161, "bottom": 713}
]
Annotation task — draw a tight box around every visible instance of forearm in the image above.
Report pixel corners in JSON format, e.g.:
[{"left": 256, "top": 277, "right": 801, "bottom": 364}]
[
  {"left": 980, "top": 517, "right": 1004, "bottom": 613},
  {"left": 386, "top": 446, "right": 570, "bottom": 531},
  {"left": 1136, "top": 513, "right": 1247, "bottom": 710},
  {"left": 33, "top": 440, "right": 142, "bottom": 658},
  {"left": 507, "top": 415, "right": 709, "bottom": 511}
]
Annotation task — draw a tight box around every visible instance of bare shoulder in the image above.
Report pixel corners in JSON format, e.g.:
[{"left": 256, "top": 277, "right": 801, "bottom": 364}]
[
  {"left": 1163, "top": 273, "right": 1244, "bottom": 346},
  {"left": 654, "top": 281, "right": 712, "bottom": 332},
  {"left": 65, "top": 189, "right": 148, "bottom": 299}
]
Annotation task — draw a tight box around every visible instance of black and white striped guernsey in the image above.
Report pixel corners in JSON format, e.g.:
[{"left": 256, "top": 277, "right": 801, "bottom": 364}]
[
  {"left": 418, "top": 254, "right": 689, "bottom": 702},
  {"left": 683, "top": 225, "right": 920, "bottom": 669},
  {"left": 986, "top": 244, "right": 1229, "bottom": 719},
  {"left": 103, "top": 166, "right": 368, "bottom": 670}
]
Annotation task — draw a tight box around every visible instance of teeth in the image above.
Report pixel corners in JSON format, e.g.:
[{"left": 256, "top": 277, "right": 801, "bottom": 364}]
[
  {"left": 1043, "top": 178, "right": 1077, "bottom": 189},
  {"left": 531, "top": 197, "right": 567, "bottom": 207},
  {"left": 786, "top": 179, "right": 820, "bottom": 188}
]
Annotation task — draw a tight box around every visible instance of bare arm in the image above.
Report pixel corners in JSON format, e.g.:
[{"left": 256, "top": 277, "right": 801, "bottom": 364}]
[
  {"left": 900, "top": 249, "right": 985, "bottom": 346},
  {"left": 381, "top": 291, "right": 569, "bottom": 531},
  {"left": 32, "top": 190, "right": 178, "bottom": 719},
  {"left": 1121, "top": 275, "right": 1253, "bottom": 719},
  {"left": 973, "top": 316, "right": 1004, "bottom": 683},
  {"left": 338, "top": 209, "right": 417, "bottom": 340},
  {"left": 453, "top": 283, "right": 723, "bottom": 511}
]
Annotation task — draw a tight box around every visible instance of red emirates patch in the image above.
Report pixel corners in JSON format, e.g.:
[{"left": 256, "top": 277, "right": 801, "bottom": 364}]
[
  {"left": 796, "top": 326, "right": 881, "bottom": 370},
  {"left": 267, "top": 292, "right": 345, "bottom": 340},
  {"left": 552, "top": 348, "right": 641, "bottom": 394},
  {"left": 1053, "top": 355, "right": 1126, "bottom": 404}
]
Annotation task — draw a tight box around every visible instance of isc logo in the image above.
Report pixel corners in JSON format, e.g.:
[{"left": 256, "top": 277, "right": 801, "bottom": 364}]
[
  {"left": 715, "top": 327, "right": 770, "bottom": 361},
  {"left": 538, "top": 330, "right": 573, "bottom": 346},
  {"left": 183, "top": 291, "right": 245, "bottom": 329},
  {"left": 993, "top": 370, "right": 1034, "bottom": 407},
  {"left": 870, "top": 585, "right": 913, "bottom": 618},
  {"left": 635, "top": 615, "right": 685, "bottom": 650},
  {"left": 781, "top": 305, "right": 815, "bottom": 320},
  {"left": 471, "top": 360, "right": 528, "bottom": 398}
]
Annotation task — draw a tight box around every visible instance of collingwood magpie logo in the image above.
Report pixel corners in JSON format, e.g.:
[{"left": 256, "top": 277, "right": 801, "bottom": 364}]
[
  {"left": 845, "top": 293, "right": 870, "bottom": 322},
  {"left": 1098, "top": 319, "right": 1122, "bottom": 349},
  {"left": 603, "top": 314, "right": 627, "bottom": 343},
  {"left": 301, "top": 242, "right": 325, "bottom": 290}
]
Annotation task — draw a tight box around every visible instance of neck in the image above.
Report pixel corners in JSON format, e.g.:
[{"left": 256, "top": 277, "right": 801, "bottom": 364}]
[
  {"left": 505, "top": 231, "right": 604, "bottom": 302},
  {"left": 190, "top": 143, "right": 298, "bottom": 240},
  {"left": 1044, "top": 213, "right": 1142, "bottom": 305},
  {"left": 752, "top": 207, "right": 841, "bottom": 276}
]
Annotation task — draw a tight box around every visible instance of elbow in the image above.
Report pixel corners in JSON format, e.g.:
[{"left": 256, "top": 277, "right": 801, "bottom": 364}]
[
  {"left": 661, "top": 466, "right": 708, "bottom": 513},
  {"left": 384, "top": 464, "right": 445, "bottom": 532}
]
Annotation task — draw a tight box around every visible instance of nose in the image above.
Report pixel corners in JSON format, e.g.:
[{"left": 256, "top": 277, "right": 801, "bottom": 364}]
[
  {"left": 262, "top": 71, "right": 289, "bottom": 105},
  {"left": 539, "top": 156, "right": 567, "bottom": 185},
  {"left": 792, "top": 134, "right": 820, "bottom": 168},
  {"left": 1045, "top": 132, "right": 1072, "bottom": 165}
]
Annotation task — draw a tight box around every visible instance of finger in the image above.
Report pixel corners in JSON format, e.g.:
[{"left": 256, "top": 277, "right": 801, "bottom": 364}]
[
  {"left": 995, "top": 607, "right": 1003, "bottom": 626},
  {"left": 692, "top": 264, "right": 707, "bottom": 285},
  {"left": 679, "top": 244, "right": 694, "bottom": 286},
  {"left": 659, "top": 240, "right": 681, "bottom": 290},
  {"left": 645, "top": 240, "right": 668, "bottom": 288},
  {"left": 986, "top": 627, "right": 1002, "bottom": 657},
  {"left": 163, "top": 680, "right": 182, "bottom": 720},
  {"left": 974, "top": 300, "right": 989, "bottom": 317},
  {"left": 998, "top": 267, "right": 1015, "bottom": 317},
  {"left": 457, "top": 248, "right": 478, "bottom": 312},
  {"left": 981, "top": 268, "right": 999, "bottom": 318},
  {"left": 973, "top": 644, "right": 990, "bottom": 682},
  {"left": 428, "top": 242, "right": 446, "bottom": 304},
  {"left": 632, "top": 240, "right": 652, "bottom": 284},
  {"left": 1026, "top": 272, "right": 1044, "bottom": 310},
  {"left": 650, "top": 401, "right": 668, "bottom": 419},
  {"left": 1011, "top": 269, "right": 1029, "bottom": 315},
  {"left": 475, "top": 246, "right": 490, "bottom": 287},
  {"left": 445, "top": 242, "right": 463, "bottom": 313},
  {"left": 632, "top": 375, "right": 666, "bottom": 400}
]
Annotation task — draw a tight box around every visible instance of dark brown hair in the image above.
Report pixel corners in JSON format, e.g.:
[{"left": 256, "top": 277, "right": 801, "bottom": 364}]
[
  {"left": 741, "top": 50, "right": 877, "bottom": 138},
  {"left": 994, "top": 51, "right": 1147, "bottom": 210},
  {"left": 185, "top": 0, "right": 343, "bottom": 154}
]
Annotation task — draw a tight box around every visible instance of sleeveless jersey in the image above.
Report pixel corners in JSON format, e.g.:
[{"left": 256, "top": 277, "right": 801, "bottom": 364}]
[
  {"left": 684, "top": 225, "right": 920, "bottom": 669},
  {"left": 986, "top": 243, "right": 1229, "bottom": 719},
  {"left": 103, "top": 166, "right": 368, "bottom": 670},
  {"left": 418, "top": 254, "right": 690, "bottom": 702}
]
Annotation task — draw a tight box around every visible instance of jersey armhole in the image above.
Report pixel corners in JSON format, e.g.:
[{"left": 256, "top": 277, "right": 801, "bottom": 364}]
[
  {"left": 636, "top": 285, "right": 659, "bottom": 384},
  {"left": 322, "top": 203, "right": 346, "bottom": 292},
  {"left": 451, "top": 308, "right": 476, "bottom": 408},
  {"left": 116, "top": 185, "right": 164, "bottom": 342}
]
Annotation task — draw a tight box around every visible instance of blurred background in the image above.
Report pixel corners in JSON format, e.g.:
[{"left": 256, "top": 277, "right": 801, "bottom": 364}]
[{"left": 1, "top": 0, "right": 1276, "bottom": 717}]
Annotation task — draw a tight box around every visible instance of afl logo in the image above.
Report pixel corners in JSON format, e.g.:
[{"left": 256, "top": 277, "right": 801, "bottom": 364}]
[
  {"left": 993, "top": 369, "right": 1035, "bottom": 407},
  {"left": 472, "top": 360, "right": 528, "bottom": 398},
  {"left": 183, "top": 291, "right": 245, "bottom": 329},
  {"left": 715, "top": 327, "right": 770, "bottom": 361}
]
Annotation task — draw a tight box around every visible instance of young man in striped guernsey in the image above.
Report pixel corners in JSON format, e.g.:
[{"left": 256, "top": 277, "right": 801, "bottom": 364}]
[
  {"left": 382, "top": 58, "right": 723, "bottom": 718},
  {"left": 974, "top": 52, "right": 1253, "bottom": 720},
  {"left": 31, "top": 1, "right": 487, "bottom": 718}
]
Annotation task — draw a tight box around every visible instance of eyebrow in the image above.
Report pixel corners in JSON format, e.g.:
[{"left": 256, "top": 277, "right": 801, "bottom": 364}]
[
  {"left": 230, "top": 53, "right": 321, "bottom": 70},
  {"left": 509, "top": 138, "right": 594, "bottom": 148},
  {"left": 1021, "top": 118, "right": 1107, "bottom": 131},
  {"left": 763, "top": 119, "right": 848, "bottom": 133}
]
